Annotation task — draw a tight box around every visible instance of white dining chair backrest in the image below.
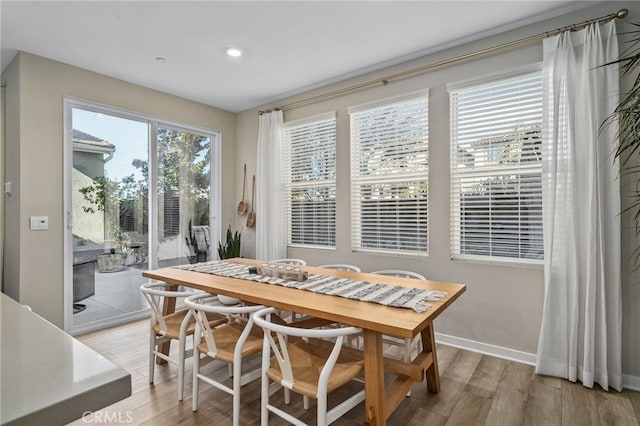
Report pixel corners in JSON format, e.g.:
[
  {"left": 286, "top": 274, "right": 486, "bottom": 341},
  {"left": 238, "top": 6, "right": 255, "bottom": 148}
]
[
  {"left": 185, "top": 293, "right": 265, "bottom": 359},
  {"left": 319, "top": 264, "right": 361, "bottom": 272},
  {"left": 185, "top": 293, "right": 266, "bottom": 426},
  {"left": 252, "top": 307, "right": 364, "bottom": 426},
  {"left": 371, "top": 269, "right": 426, "bottom": 280},
  {"left": 272, "top": 258, "right": 306, "bottom": 266},
  {"left": 370, "top": 269, "right": 427, "bottom": 397},
  {"left": 140, "top": 282, "right": 199, "bottom": 336}
]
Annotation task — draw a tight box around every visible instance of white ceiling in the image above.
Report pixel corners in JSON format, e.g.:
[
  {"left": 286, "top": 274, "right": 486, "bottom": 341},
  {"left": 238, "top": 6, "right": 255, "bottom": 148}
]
[{"left": 1, "top": 1, "right": 594, "bottom": 112}]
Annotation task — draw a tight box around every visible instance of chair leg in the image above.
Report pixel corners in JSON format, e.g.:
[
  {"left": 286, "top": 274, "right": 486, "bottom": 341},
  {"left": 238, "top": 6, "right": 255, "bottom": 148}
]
[
  {"left": 261, "top": 368, "right": 269, "bottom": 426},
  {"left": 178, "top": 335, "right": 187, "bottom": 401},
  {"left": 148, "top": 331, "right": 156, "bottom": 384},
  {"left": 303, "top": 395, "right": 310, "bottom": 410},
  {"left": 317, "top": 392, "right": 328, "bottom": 426},
  {"left": 232, "top": 361, "right": 241, "bottom": 426},
  {"left": 404, "top": 337, "right": 413, "bottom": 397},
  {"left": 192, "top": 349, "right": 200, "bottom": 412}
]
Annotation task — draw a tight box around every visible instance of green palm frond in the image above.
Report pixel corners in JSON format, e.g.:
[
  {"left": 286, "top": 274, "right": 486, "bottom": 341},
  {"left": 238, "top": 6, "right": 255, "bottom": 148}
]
[{"left": 602, "top": 21, "right": 640, "bottom": 269}]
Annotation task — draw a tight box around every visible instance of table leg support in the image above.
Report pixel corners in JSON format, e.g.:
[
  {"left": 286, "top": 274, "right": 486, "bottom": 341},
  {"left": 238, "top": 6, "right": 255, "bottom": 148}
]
[
  {"left": 422, "top": 322, "right": 440, "bottom": 393},
  {"left": 363, "top": 329, "right": 385, "bottom": 426}
]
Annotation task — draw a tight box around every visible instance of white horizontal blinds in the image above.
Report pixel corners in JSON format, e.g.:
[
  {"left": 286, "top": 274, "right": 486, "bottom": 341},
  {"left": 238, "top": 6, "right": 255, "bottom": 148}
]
[
  {"left": 284, "top": 113, "right": 336, "bottom": 248},
  {"left": 349, "top": 91, "right": 429, "bottom": 255},
  {"left": 450, "top": 69, "right": 543, "bottom": 263}
]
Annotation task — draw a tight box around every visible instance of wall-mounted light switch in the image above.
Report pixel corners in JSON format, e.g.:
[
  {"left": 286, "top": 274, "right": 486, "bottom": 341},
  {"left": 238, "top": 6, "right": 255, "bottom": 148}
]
[{"left": 30, "top": 216, "right": 49, "bottom": 230}]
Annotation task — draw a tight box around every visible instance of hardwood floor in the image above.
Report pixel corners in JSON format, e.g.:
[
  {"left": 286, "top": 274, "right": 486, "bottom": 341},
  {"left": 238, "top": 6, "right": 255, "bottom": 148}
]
[{"left": 68, "top": 319, "right": 640, "bottom": 425}]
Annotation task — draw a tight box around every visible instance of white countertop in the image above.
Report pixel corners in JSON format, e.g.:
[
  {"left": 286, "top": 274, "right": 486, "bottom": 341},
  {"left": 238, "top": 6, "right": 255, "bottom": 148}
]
[{"left": 1, "top": 293, "right": 131, "bottom": 425}]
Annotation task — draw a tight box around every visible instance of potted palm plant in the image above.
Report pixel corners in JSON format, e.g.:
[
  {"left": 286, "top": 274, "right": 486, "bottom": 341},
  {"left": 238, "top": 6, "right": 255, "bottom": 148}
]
[{"left": 217, "top": 226, "right": 241, "bottom": 260}]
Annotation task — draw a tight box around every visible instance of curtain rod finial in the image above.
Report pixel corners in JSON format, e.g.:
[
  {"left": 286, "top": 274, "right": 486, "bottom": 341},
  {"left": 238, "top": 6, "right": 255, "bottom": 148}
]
[{"left": 617, "top": 9, "right": 628, "bottom": 20}]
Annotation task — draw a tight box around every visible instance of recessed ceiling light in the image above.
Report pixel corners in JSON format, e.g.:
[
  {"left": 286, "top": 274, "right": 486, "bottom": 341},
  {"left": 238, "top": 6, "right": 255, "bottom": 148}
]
[
  {"left": 226, "top": 47, "right": 243, "bottom": 58},
  {"left": 155, "top": 57, "right": 167, "bottom": 63}
]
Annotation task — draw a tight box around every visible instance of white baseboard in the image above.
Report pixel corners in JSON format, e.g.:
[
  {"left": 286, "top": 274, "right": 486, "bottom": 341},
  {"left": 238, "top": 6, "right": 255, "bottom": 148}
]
[
  {"left": 623, "top": 374, "right": 640, "bottom": 392},
  {"left": 435, "top": 332, "right": 537, "bottom": 365},
  {"left": 434, "top": 332, "right": 640, "bottom": 391}
]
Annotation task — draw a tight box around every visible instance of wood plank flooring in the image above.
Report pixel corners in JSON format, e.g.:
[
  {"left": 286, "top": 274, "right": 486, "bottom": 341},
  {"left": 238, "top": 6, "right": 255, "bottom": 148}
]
[{"left": 68, "top": 319, "right": 640, "bottom": 425}]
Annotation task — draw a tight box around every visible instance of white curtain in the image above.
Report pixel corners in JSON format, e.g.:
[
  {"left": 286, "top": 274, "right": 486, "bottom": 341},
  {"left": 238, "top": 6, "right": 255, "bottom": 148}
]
[
  {"left": 255, "top": 110, "right": 287, "bottom": 260},
  {"left": 536, "top": 21, "right": 622, "bottom": 391}
]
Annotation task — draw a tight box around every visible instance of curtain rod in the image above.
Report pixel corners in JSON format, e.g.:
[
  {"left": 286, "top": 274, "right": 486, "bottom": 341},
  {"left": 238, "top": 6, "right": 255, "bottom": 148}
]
[{"left": 258, "top": 8, "right": 628, "bottom": 115}]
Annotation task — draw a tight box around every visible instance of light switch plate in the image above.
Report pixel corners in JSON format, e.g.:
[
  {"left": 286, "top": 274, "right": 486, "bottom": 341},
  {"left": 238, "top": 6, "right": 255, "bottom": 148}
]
[{"left": 30, "top": 216, "right": 48, "bottom": 230}]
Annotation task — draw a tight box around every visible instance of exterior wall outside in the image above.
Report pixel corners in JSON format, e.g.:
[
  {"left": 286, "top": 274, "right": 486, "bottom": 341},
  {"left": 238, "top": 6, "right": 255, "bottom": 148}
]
[
  {"left": 73, "top": 151, "right": 105, "bottom": 179},
  {"left": 72, "top": 168, "right": 105, "bottom": 245},
  {"left": 235, "top": 1, "right": 640, "bottom": 380},
  {"left": 1, "top": 52, "right": 237, "bottom": 327},
  {"left": 72, "top": 151, "right": 107, "bottom": 245}
]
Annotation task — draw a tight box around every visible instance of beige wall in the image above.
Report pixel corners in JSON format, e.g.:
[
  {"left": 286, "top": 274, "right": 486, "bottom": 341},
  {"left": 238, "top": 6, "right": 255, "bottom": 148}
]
[
  {"left": 236, "top": 1, "right": 640, "bottom": 381},
  {"left": 1, "top": 52, "right": 237, "bottom": 327},
  {"left": 618, "top": 3, "right": 640, "bottom": 383},
  {"left": 1, "top": 1, "right": 638, "bottom": 383},
  {"left": 2, "top": 56, "right": 21, "bottom": 300},
  {"left": 0, "top": 85, "right": 4, "bottom": 291}
]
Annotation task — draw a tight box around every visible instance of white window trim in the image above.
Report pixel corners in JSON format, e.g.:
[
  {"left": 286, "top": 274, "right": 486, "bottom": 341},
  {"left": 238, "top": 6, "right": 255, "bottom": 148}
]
[
  {"left": 447, "top": 63, "right": 543, "bottom": 93},
  {"left": 347, "top": 89, "right": 430, "bottom": 114},
  {"left": 284, "top": 111, "right": 336, "bottom": 128},
  {"left": 283, "top": 111, "right": 337, "bottom": 249},
  {"left": 448, "top": 67, "right": 544, "bottom": 266},
  {"left": 62, "top": 96, "right": 222, "bottom": 332},
  {"left": 349, "top": 90, "right": 430, "bottom": 257}
]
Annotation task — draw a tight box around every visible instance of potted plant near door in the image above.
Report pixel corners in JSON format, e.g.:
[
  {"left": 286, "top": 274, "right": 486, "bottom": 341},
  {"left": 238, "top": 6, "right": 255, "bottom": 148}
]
[
  {"left": 217, "top": 226, "right": 241, "bottom": 260},
  {"left": 96, "top": 247, "right": 126, "bottom": 273}
]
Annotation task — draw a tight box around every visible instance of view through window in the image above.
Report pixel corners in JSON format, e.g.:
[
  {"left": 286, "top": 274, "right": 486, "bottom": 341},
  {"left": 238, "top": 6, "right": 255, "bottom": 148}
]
[
  {"left": 283, "top": 112, "right": 336, "bottom": 248},
  {"left": 68, "top": 102, "right": 218, "bottom": 332},
  {"left": 349, "top": 91, "right": 429, "bottom": 255},
  {"left": 449, "top": 68, "right": 544, "bottom": 263}
]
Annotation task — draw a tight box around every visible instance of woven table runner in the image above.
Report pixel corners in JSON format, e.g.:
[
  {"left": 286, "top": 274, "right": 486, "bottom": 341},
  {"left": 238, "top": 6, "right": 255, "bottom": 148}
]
[{"left": 174, "top": 261, "right": 447, "bottom": 313}]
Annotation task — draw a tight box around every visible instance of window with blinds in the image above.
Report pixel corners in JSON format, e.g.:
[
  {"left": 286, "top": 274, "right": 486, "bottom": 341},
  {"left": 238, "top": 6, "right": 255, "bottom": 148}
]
[
  {"left": 349, "top": 91, "right": 429, "bottom": 255},
  {"left": 283, "top": 112, "right": 336, "bottom": 248},
  {"left": 449, "top": 67, "right": 543, "bottom": 263}
]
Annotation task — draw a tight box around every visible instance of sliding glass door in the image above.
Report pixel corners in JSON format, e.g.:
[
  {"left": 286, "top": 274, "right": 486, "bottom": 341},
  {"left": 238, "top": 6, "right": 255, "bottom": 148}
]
[
  {"left": 64, "top": 99, "right": 220, "bottom": 334},
  {"left": 156, "top": 127, "right": 212, "bottom": 267}
]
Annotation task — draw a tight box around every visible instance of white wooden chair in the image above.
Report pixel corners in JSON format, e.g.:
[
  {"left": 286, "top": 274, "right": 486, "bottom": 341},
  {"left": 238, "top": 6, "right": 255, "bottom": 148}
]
[
  {"left": 140, "top": 282, "right": 226, "bottom": 401},
  {"left": 185, "top": 293, "right": 266, "bottom": 426},
  {"left": 372, "top": 269, "right": 425, "bottom": 280},
  {"left": 318, "top": 264, "right": 363, "bottom": 344},
  {"left": 318, "top": 264, "right": 361, "bottom": 272},
  {"left": 252, "top": 307, "right": 365, "bottom": 426},
  {"left": 273, "top": 258, "right": 307, "bottom": 320},
  {"left": 372, "top": 270, "right": 426, "bottom": 396},
  {"left": 273, "top": 258, "right": 306, "bottom": 266}
]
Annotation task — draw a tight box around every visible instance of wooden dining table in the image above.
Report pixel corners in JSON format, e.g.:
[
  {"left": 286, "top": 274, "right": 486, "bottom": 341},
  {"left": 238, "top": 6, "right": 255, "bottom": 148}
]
[{"left": 143, "top": 258, "right": 465, "bottom": 426}]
